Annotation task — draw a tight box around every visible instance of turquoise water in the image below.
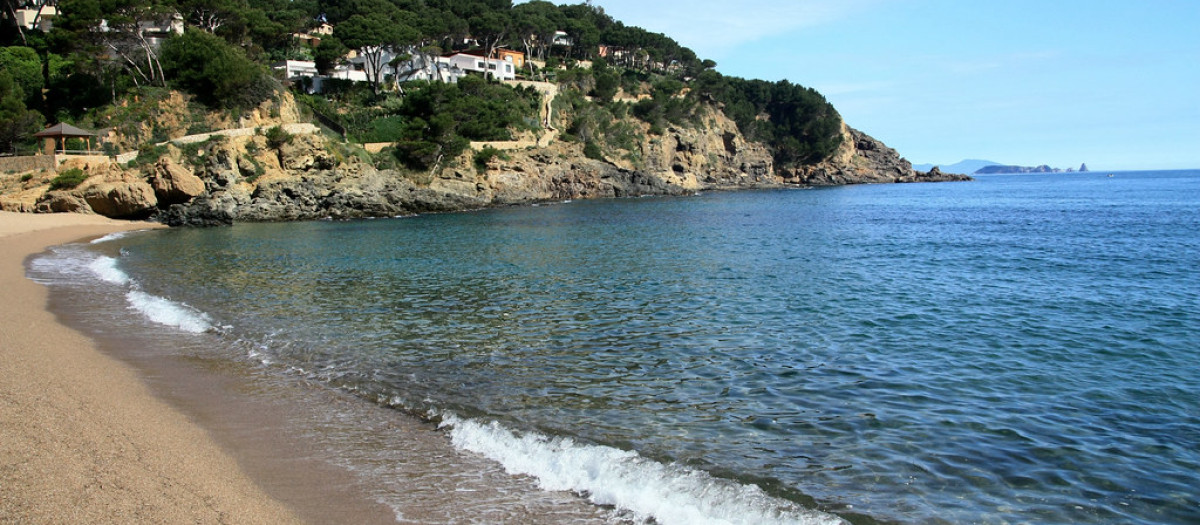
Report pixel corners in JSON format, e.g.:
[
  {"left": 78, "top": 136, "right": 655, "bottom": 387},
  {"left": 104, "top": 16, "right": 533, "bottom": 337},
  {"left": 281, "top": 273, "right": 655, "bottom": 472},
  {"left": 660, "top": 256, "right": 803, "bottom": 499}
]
[{"left": 35, "top": 171, "right": 1200, "bottom": 524}]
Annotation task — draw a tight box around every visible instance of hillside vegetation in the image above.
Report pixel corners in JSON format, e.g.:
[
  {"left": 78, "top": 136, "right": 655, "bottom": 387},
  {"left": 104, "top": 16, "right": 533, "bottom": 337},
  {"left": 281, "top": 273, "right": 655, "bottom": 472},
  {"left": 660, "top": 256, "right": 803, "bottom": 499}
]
[{"left": 0, "top": 0, "right": 842, "bottom": 172}]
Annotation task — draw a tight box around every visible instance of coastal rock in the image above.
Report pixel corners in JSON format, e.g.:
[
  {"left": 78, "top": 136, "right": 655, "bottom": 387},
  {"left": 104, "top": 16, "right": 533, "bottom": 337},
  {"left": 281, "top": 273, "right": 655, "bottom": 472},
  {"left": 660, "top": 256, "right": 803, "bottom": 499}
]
[
  {"left": 2, "top": 97, "right": 969, "bottom": 224},
  {"left": 901, "top": 166, "right": 972, "bottom": 183},
  {"left": 149, "top": 158, "right": 206, "bottom": 205},
  {"left": 161, "top": 198, "right": 235, "bottom": 226},
  {"left": 82, "top": 181, "right": 158, "bottom": 219},
  {"left": 152, "top": 102, "right": 785, "bottom": 225},
  {"left": 781, "top": 124, "right": 970, "bottom": 184},
  {"left": 278, "top": 134, "right": 336, "bottom": 171},
  {"left": 635, "top": 109, "right": 776, "bottom": 190},
  {"left": 35, "top": 191, "right": 92, "bottom": 213}
]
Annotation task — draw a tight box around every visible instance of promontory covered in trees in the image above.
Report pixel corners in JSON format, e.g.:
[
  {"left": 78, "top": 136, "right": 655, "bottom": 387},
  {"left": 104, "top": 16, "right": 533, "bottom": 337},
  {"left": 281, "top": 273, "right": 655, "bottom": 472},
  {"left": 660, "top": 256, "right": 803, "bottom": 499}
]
[{"left": 0, "top": 0, "right": 968, "bottom": 223}]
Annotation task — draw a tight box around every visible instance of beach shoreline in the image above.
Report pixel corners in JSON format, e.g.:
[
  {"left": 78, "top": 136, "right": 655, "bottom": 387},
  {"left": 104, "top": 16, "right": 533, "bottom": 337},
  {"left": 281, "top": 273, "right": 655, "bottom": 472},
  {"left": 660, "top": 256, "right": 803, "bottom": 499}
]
[{"left": 0, "top": 211, "right": 397, "bottom": 524}]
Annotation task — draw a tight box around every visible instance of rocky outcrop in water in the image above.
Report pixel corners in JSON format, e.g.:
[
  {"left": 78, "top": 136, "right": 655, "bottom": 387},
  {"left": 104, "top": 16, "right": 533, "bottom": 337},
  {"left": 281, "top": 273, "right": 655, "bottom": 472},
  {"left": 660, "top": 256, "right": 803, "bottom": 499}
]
[{"left": 779, "top": 125, "right": 971, "bottom": 185}]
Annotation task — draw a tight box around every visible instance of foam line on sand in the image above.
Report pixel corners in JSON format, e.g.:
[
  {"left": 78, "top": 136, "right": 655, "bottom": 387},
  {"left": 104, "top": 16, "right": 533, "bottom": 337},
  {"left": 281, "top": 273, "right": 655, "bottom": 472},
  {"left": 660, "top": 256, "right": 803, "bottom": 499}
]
[{"left": 0, "top": 211, "right": 304, "bottom": 524}]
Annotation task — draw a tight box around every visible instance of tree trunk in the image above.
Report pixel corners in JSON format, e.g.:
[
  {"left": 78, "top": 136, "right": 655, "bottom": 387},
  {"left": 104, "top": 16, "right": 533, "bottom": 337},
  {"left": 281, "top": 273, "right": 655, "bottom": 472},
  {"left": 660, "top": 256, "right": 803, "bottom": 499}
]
[{"left": 5, "top": 2, "right": 26, "bottom": 45}]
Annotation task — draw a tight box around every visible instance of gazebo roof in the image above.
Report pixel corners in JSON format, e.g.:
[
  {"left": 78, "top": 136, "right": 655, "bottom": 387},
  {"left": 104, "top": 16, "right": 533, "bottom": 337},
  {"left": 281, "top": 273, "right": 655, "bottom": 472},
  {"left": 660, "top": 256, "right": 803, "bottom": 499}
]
[{"left": 34, "top": 123, "right": 96, "bottom": 138}]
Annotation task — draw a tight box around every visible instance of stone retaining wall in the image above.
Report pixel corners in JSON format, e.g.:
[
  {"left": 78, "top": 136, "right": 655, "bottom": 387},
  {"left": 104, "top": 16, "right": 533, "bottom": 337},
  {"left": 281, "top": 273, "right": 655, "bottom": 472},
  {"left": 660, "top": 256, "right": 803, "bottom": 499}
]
[{"left": 0, "top": 155, "right": 56, "bottom": 174}]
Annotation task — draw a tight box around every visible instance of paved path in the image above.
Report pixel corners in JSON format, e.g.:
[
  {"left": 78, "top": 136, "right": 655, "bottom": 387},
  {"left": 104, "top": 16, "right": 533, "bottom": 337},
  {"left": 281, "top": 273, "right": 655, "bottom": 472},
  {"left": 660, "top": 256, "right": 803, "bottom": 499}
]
[{"left": 114, "top": 123, "right": 323, "bottom": 164}]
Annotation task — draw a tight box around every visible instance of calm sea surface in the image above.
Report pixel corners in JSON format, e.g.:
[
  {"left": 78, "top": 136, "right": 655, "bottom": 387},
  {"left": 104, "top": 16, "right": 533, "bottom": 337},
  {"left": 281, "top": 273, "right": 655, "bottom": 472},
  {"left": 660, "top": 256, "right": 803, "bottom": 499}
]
[{"left": 32, "top": 170, "right": 1200, "bottom": 524}]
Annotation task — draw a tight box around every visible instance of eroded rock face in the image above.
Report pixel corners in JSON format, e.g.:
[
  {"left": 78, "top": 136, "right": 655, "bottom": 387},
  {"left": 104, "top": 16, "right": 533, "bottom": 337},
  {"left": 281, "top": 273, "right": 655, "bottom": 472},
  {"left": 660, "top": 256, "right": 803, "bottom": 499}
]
[
  {"left": 149, "top": 158, "right": 207, "bottom": 205},
  {"left": 642, "top": 112, "right": 776, "bottom": 190},
  {"left": 277, "top": 134, "right": 337, "bottom": 172},
  {"left": 31, "top": 161, "right": 159, "bottom": 218},
  {"left": 780, "top": 125, "right": 971, "bottom": 185},
  {"left": 82, "top": 181, "right": 158, "bottom": 219},
  {"left": 35, "top": 191, "right": 92, "bottom": 213},
  {"left": 10, "top": 100, "right": 969, "bottom": 225},
  {"left": 162, "top": 104, "right": 783, "bottom": 225}
]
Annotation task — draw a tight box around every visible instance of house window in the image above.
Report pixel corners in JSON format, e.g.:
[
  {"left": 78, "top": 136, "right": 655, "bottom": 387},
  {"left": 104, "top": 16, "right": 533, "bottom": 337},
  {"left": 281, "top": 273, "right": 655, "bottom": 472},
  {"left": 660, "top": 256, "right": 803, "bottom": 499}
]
[
  {"left": 505, "top": 65, "right": 512, "bottom": 73},
  {"left": 477, "top": 61, "right": 485, "bottom": 69}
]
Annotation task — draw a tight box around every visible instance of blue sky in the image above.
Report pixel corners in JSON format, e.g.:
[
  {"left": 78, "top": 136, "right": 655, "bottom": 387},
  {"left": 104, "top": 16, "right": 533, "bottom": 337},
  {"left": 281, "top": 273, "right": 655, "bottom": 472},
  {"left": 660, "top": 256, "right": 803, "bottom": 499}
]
[{"left": 573, "top": 0, "right": 1200, "bottom": 170}]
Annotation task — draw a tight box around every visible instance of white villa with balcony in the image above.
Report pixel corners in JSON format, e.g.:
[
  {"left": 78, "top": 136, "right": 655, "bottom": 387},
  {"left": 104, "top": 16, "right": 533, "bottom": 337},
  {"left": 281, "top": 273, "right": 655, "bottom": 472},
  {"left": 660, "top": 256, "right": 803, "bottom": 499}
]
[{"left": 275, "top": 47, "right": 522, "bottom": 93}]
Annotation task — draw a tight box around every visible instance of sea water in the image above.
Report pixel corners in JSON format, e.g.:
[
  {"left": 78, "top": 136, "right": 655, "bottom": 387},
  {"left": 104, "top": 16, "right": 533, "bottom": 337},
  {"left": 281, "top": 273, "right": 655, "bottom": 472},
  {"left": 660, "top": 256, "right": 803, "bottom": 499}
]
[{"left": 30, "top": 170, "right": 1200, "bottom": 524}]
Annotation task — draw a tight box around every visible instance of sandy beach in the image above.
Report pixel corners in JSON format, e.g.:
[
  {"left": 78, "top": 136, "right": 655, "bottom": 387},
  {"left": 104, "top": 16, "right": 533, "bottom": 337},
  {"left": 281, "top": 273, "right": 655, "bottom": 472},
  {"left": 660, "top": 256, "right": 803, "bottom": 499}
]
[
  {"left": 0, "top": 211, "right": 305, "bottom": 523},
  {"left": 0, "top": 210, "right": 357, "bottom": 524}
]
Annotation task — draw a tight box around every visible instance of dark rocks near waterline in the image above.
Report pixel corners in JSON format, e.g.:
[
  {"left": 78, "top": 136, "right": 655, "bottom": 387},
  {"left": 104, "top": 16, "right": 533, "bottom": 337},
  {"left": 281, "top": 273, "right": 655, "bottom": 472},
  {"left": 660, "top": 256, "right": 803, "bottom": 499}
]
[{"left": 780, "top": 126, "right": 972, "bottom": 185}]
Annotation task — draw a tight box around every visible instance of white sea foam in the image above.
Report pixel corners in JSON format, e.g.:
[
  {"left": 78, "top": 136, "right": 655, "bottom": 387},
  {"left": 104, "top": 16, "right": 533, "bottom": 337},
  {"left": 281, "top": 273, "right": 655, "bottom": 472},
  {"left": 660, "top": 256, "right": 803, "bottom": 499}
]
[
  {"left": 87, "top": 256, "right": 131, "bottom": 285},
  {"left": 87, "top": 254, "right": 213, "bottom": 334},
  {"left": 90, "top": 231, "right": 136, "bottom": 244},
  {"left": 125, "top": 290, "right": 213, "bottom": 333},
  {"left": 439, "top": 414, "right": 846, "bottom": 525}
]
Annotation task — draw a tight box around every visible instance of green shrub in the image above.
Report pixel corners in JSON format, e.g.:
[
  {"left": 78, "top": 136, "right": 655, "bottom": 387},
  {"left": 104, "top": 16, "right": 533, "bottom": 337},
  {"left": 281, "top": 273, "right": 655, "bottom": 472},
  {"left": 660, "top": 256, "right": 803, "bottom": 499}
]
[
  {"left": 20, "top": 173, "right": 34, "bottom": 182},
  {"left": 264, "top": 125, "right": 293, "bottom": 150},
  {"left": 242, "top": 155, "right": 265, "bottom": 182},
  {"left": 48, "top": 168, "right": 88, "bottom": 190},
  {"left": 474, "top": 146, "right": 509, "bottom": 173},
  {"left": 371, "top": 147, "right": 401, "bottom": 171},
  {"left": 355, "top": 115, "right": 406, "bottom": 143},
  {"left": 583, "top": 141, "right": 604, "bottom": 161},
  {"left": 129, "top": 143, "right": 168, "bottom": 168}
]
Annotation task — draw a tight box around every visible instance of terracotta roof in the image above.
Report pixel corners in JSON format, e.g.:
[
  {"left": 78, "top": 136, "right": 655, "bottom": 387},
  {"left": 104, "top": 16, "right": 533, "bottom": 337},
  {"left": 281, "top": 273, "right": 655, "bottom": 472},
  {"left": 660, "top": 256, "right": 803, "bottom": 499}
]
[{"left": 34, "top": 123, "right": 95, "bottom": 138}]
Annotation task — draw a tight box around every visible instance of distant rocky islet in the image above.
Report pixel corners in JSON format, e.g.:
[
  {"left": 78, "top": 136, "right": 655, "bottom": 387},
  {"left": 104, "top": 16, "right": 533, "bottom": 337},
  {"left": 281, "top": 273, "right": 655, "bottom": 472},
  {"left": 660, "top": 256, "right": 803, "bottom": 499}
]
[{"left": 914, "top": 160, "right": 1091, "bottom": 175}]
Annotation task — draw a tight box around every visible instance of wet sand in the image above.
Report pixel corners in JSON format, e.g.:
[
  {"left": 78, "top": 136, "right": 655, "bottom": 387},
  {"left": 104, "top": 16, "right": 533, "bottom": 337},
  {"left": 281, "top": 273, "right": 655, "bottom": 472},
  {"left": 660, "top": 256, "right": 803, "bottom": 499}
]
[{"left": 0, "top": 211, "right": 395, "bottom": 524}]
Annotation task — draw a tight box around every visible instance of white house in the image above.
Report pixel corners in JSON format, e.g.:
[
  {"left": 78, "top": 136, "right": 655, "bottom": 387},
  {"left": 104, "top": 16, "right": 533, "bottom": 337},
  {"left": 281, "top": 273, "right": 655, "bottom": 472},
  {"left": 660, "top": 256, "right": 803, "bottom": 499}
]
[
  {"left": 11, "top": 0, "right": 56, "bottom": 31},
  {"left": 552, "top": 30, "right": 574, "bottom": 46},
  {"left": 273, "top": 60, "right": 319, "bottom": 80},
  {"left": 391, "top": 53, "right": 467, "bottom": 84},
  {"left": 278, "top": 46, "right": 519, "bottom": 93},
  {"left": 444, "top": 52, "right": 516, "bottom": 81},
  {"left": 95, "top": 12, "right": 184, "bottom": 49},
  {"left": 336, "top": 49, "right": 516, "bottom": 86}
]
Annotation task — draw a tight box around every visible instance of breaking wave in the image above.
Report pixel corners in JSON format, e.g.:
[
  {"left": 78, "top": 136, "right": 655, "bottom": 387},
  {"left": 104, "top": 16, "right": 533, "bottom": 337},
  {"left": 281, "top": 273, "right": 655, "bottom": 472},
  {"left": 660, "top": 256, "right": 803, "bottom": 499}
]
[
  {"left": 439, "top": 414, "right": 845, "bottom": 525},
  {"left": 81, "top": 252, "right": 213, "bottom": 333}
]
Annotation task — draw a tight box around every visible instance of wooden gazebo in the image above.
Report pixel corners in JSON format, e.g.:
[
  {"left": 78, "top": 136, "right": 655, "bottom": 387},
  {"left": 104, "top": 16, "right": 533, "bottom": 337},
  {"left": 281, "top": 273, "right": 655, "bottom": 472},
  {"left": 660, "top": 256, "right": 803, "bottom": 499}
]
[{"left": 34, "top": 123, "right": 96, "bottom": 155}]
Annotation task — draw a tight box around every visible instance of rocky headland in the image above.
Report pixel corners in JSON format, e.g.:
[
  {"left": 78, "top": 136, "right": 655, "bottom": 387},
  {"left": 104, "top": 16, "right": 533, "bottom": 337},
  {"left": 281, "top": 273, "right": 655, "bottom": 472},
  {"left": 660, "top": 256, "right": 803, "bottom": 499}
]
[
  {"left": 0, "top": 94, "right": 970, "bottom": 226},
  {"left": 780, "top": 124, "right": 970, "bottom": 185}
]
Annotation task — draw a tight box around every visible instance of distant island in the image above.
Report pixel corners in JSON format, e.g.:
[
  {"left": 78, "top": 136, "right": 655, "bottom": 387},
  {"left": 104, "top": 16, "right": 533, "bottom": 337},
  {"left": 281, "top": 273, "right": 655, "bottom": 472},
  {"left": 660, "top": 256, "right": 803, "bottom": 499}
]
[
  {"left": 912, "top": 159, "right": 1002, "bottom": 174},
  {"left": 975, "top": 164, "right": 1067, "bottom": 174},
  {"left": 914, "top": 160, "right": 1090, "bottom": 175}
]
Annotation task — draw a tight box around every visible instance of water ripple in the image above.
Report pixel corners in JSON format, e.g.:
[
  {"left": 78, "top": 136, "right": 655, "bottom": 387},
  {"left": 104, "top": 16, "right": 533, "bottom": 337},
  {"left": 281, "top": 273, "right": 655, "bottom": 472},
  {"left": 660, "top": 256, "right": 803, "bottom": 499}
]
[{"left": 106, "top": 171, "right": 1200, "bottom": 524}]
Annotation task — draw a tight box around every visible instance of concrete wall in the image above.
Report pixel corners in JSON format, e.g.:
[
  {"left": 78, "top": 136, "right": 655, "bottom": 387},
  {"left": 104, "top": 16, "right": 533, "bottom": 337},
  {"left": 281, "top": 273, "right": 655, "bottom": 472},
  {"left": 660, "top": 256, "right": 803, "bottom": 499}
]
[{"left": 0, "top": 155, "right": 56, "bottom": 174}]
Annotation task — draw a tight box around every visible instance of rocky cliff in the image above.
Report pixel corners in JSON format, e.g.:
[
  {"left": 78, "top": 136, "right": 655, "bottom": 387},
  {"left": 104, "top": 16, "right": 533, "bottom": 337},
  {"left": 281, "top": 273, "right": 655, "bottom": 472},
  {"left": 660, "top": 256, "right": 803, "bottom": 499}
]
[
  {"left": 160, "top": 104, "right": 781, "bottom": 226},
  {"left": 0, "top": 96, "right": 969, "bottom": 224},
  {"left": 779, "top": 124, "right": 971, "bottom": 185}
]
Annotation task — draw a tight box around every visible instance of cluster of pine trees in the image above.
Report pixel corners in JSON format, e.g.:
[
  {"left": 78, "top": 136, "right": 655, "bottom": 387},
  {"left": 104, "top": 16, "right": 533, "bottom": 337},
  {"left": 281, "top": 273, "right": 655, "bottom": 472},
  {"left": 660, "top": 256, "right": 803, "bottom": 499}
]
[{"left": 0, "top": 0, "right": 843, "bottom": 167}]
